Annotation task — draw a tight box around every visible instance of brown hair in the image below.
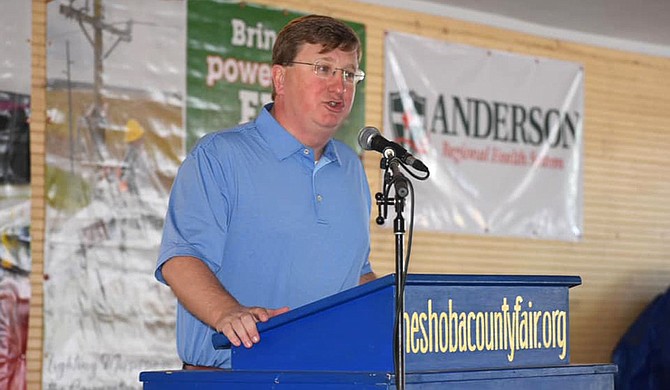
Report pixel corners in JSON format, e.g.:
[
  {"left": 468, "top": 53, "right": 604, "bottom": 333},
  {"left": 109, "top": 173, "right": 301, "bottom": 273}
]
[{"left": 271, "top": 14, "right": 362, "bottom": 98}]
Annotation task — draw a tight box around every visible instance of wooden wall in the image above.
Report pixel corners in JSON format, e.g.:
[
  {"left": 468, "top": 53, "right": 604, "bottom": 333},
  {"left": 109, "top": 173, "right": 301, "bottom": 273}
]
[
  {"left": 28, "top": 0, "right": 670, "bottom": 388},
  {"left": 29, "top": 1, "right": 47, "bottom": 389}
]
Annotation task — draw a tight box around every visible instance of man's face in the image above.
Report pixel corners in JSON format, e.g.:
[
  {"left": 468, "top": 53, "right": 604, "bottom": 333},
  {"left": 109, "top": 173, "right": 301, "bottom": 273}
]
[{"left": 273, "top": 43, "right": 360, "bottom": 143}]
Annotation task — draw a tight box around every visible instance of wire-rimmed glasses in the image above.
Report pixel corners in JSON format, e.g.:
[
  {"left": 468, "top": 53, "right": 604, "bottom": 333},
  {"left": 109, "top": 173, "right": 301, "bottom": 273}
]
[{"left": 286, "top": 60, "right": 366, "bottom": 84}]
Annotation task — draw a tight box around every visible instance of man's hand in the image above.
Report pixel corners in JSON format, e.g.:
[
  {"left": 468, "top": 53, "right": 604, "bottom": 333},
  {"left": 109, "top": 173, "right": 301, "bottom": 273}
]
[
  {"left": 162, "top": 256, "right": 289, "bottom": 349},
  {"left": 214, "top": 305, "right": 290, "bottom": 348},
  {"left": 360, "top": 271, "right": 377, "bottom": 285}
]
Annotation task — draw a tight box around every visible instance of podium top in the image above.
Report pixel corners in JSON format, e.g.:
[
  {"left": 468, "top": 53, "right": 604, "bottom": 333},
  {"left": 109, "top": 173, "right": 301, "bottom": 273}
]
[
  {"left": 386, "top": 273, "right": 581, "bottom": 287},
  {"left": 213, "top": 273, "right": 581, "bottom": 350}
]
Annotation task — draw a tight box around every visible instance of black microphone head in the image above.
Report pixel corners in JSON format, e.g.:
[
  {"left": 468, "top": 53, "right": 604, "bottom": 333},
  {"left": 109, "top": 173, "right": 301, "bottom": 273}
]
[{"left": 357, "top": 126, "right": 380, "bottom": 151}]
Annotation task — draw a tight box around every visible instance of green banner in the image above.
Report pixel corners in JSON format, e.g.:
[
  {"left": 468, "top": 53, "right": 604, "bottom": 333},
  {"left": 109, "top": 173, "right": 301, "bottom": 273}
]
[{"left": 187, "top": 1, "right": 366, "bottom": 152}]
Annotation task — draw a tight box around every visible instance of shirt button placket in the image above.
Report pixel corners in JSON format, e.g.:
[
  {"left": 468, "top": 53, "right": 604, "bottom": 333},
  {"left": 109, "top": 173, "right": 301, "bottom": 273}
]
[{"left": 313, "top": 169, "right": 327, "bottom": 224}]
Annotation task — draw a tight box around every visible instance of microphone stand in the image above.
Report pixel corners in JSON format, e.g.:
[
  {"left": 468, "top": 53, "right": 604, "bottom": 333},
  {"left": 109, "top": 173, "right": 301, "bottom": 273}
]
[{"left": 376, "top": 156, "right": 409, "bottom": 390}]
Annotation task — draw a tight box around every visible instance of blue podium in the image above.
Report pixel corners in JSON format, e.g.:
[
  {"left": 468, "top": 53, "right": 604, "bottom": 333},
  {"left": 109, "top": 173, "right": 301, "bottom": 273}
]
[{"left": 140, "top": 274, "right": 616, "bottom": 389}]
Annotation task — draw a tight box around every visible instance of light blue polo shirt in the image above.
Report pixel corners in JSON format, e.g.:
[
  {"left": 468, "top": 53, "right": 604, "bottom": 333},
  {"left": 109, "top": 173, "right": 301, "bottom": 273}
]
[{"left": 155, "top": 104, "right": 372, "bottom": 367}]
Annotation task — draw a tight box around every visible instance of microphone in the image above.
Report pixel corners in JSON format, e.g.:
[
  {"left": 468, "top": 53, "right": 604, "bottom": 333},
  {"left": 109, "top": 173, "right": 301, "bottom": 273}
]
[{"left": 357, "top": 126, "right": 428, "bottom": 173}]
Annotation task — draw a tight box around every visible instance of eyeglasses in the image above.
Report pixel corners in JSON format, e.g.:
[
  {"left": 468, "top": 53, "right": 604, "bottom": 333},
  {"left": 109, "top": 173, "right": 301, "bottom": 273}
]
[{"left": 286, "top": 60, "right": 366, "bottom": 84}]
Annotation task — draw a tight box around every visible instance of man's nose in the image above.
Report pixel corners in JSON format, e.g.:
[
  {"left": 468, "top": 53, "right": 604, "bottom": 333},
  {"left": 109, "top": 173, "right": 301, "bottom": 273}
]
[{"left": 327, "top": 70, "right": 346, "bottom": 92}]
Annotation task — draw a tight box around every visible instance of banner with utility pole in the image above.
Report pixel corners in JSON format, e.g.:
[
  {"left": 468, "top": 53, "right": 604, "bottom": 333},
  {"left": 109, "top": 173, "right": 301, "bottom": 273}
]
[{"left": 44, "top": 1, "right": 184, "bottom": 388}]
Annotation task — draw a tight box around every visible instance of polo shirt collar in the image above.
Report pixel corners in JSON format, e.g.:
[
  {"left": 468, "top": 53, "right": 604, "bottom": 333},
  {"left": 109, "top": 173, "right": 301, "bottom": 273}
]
[
  {"left": 321, "top": 139, "right": 341, "bottom": 166},
  {"left": 256, "top": 103, "right": 341, "bottom": 165}
]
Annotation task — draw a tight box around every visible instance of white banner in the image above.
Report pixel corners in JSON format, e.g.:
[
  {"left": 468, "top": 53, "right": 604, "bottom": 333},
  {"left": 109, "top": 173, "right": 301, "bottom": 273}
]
[
  {"left": 45, "top": 1, "right": 184, "bottom": 388},
  {"left": 384, "top": 31, "right": 583, "bottom": 240}
]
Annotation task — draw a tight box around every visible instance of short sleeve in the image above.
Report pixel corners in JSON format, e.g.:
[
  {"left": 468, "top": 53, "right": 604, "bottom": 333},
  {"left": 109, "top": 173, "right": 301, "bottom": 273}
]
[{"left": 155, "top": 143, "right": 232, "bottom": 283}]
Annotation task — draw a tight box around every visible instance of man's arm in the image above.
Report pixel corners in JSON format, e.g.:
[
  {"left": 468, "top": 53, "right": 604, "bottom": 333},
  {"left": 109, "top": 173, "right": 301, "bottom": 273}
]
[
  {"left": 161, "top": 256, "right": 289, "bottom": 348},
  {"left": 359, "top": 271, "right": 377, "bottom": 285}
]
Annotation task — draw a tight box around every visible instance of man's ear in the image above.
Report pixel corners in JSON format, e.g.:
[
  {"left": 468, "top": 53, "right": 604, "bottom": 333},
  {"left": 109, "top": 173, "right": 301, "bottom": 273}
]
[{"left": 272, "top": 64, "right": 285, "bottom": 95}]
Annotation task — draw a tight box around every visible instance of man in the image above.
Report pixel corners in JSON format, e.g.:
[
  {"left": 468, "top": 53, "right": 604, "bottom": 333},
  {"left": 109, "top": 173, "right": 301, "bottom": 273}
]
[{"left": 156, "top": 14, "right": 375, "bottom": 369}]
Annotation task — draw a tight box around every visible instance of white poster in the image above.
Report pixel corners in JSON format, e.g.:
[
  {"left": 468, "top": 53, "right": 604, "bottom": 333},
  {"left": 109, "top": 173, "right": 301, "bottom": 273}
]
[
  {"left": 45, "top": 1, "right": 184, "bottom": 388},
  {"left": 384, "top": 31, "right": 583, "bottom": 241}
]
